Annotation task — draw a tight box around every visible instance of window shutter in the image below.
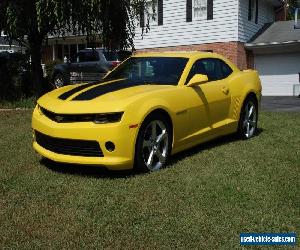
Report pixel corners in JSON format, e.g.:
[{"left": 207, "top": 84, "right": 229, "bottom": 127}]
[
  {"left": 186, "top": 0, "right": 193, "bottom": 22},
  {"left": 248, "top": 0, "right": 252, "bottom": 21},
  {"left": 255, "top": 0, "right": 258, "bottom": 24},
  {"left": 158, "top": 0, "right": 163, "bottom": 26},
  {"left": 140, "top": 4, "right": 145, "bottom": 28},
  {"left": 207, "top": 0, "right": 213, "bottom": 20}
]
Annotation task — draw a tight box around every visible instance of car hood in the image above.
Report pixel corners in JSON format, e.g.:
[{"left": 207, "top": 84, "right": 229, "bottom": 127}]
[{"left": 38, "top": 79, "right": 175, "bottom": 114}]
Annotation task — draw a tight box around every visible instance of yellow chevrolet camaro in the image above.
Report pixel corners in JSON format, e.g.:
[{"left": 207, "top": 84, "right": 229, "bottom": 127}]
[{"left": 32, "top": 52, "right": 261, "bottom": 172}]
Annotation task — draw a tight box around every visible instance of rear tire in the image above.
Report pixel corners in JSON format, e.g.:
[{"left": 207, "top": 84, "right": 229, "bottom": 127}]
[
  {"left": 134, "top": 113, "right": 172, "bottom": 172},
  {"left": 237, "top": 97, "right": 258, "bottom": 139}
]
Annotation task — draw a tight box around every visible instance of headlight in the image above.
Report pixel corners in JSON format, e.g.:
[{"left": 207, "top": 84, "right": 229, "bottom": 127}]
[{"left": 94, "top": 112, "right": 124, "bottom": 124}]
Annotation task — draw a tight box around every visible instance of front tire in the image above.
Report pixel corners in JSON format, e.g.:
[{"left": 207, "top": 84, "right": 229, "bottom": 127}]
[
  {"left": 238, "top": 97, "right": 258, "bottom": 139},
  {"left": 134, "top": 113, "right": 172, "bottom": 172},
  {"left": 53, "top": 73, "right": 65, "bottom": 89}
]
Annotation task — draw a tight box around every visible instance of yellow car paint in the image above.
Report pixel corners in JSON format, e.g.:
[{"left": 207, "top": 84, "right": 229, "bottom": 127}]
[{"left": 32, "top": 52, "right": 261, "bottom": 170}]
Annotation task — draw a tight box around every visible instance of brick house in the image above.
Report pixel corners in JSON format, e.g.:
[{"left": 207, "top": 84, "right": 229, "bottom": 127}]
[{"left": 134, "top": 0, "right": 284, "bottom": 70}]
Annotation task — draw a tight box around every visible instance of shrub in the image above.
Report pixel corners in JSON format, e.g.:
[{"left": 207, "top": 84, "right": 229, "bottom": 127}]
[
  {"left": 44, "top": 59, "right": 63, "bottom": 79},
  {"left": 0, "top": 52, "right": 32, "bottom": 101}
]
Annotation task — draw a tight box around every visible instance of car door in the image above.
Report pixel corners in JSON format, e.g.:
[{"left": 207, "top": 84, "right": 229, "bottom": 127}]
[
  {"left": 78, "top": 50, "right": 102, "bottom": 82},
  {"left": 185, "top": 58, "right": 232, "bottom": 136},
  {"left": 68, "top": 51, "right": 86, "bottom": 83}
]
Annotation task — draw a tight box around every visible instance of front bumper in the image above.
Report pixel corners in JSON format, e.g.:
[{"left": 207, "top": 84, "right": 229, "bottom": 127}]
[{"left": 32, "top": 107, "right": 138, "bottom": 170}]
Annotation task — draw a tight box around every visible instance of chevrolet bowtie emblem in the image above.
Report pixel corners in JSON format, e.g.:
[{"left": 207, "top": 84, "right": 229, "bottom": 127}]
[{"left": 55, "top": 116, "right": 64, "bottom": 122}]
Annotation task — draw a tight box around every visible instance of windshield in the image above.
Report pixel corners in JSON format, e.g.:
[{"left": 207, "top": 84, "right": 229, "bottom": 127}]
[{"left": 104, "top": 57, "right": 189, "bottom": 85}]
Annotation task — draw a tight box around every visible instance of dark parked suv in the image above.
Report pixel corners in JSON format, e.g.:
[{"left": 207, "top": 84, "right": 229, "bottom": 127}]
[{"left": 52, "top": 48, "right": 121, "bottom": 88}]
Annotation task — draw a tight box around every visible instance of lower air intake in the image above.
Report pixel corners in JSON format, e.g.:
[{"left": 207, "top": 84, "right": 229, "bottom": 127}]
[{"left": 35, "top": 131, "right": 103, "bottom": 157}]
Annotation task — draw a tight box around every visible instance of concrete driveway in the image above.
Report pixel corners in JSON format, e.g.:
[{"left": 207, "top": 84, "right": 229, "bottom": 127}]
[{"left": 261, "top": 96, "right": 300, "bottom": 112}]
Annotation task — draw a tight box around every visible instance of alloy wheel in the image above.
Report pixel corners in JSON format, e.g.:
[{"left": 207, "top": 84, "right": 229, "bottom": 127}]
[
  {"left": 54, "top": 75, "right": 64, "bottom": 88},
  {"left": 142, "top": 120, "right": 169, "bottom": 171},
  {"left": 242, "top": 101, "right": 257, "bottom": 138}
]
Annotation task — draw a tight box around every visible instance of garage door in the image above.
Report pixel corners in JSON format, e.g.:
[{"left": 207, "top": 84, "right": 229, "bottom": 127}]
[{"left": 254, "top": 53, "right": 300, "bottom": 96}]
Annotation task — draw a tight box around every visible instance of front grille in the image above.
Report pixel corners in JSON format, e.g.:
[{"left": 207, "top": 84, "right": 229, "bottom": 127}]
[
  {"left": 35, "top": 131, "right": 103, "bottom": 157},
  {"left": 40, "top": 107, "right": 96, "bottom": 123}
]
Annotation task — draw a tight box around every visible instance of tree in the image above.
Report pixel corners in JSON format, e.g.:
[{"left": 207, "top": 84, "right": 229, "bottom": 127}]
[
  {"left": 286, "top": 0, "right": 300, "bottom": 19},
  {"left": 0, "top": 0, "right": 145, "bottom": 97}
]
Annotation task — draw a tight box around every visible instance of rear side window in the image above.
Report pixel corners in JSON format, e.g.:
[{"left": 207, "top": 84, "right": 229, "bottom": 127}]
[
  {"left": 201, "top": 59, "right": 224, "bottom": 81},
  {"left": 186, "top": 58, "right": 233, "bottom": 83},
  {"left": 220, "top": 60, "right": 233, "bottom": 78},
  {"left": 83, "top": 51, "right": 99, "bottom": 62},
  {"left": 103, "top": 51, "right": 118, "bottom": 61}
]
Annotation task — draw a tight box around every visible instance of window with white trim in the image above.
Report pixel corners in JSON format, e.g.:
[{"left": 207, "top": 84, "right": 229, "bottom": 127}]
[
  {"left": 193, "top": 0, "right": 207, "bottom": 20},
  {"left": 145, "top": 0, "right": 158, "bottom": 25}
]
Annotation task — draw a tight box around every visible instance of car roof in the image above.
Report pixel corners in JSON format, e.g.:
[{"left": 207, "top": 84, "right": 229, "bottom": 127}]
[
  {"left": 133, "top": 51, "right": 223, "bottom": 59},
  {"left": 132, "top": 52, "right": 239, "bottom": 71},
  {"left": 82, "top": 48, "right": 117, "bottom": 52}
]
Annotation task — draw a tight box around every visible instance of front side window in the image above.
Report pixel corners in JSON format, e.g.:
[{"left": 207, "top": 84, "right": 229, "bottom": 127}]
[
  {"left": 105, "top": 57, "right": 189, "bottom": 86},
  {"left": 194, "top": 0, "right": 207, "bottom": 19}
]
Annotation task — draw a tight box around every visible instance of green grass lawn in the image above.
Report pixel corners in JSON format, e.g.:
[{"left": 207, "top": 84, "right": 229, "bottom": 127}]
[
  {"left": 0, "top": 97, "right": 36, "bottom": 109},
  {"left": 0, "top": 111, "right": 299, "bottom": 249}
]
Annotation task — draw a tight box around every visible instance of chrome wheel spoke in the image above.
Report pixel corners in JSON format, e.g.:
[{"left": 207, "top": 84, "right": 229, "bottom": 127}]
[
  {"left": 155, "top": 149, "right": 165, "bottom": 164},
  {"left": 248, "top": 105, "right": 254, "bottom": 118},
  {"left": 246, "top": 122, "right": 250, "bottom": 136},
  {"left": 146, "top": 149, "right": 155, "bottom": 168},
  {"left": 156, "top": 129, "right": 167, "bottom": 143}
]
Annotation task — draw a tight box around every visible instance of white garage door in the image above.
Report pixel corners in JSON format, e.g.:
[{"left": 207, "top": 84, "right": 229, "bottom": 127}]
[{"left": 254, "top": 53, "right": 300, "bottom": 96}]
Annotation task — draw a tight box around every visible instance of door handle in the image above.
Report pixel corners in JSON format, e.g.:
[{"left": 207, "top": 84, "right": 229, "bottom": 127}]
[{"left": 222, "top": 86, "right": 229, "bottom": 95}]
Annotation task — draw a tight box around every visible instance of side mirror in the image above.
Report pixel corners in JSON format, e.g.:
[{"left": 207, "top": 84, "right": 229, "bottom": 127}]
[{"left": 187, "top": 74, "right": 208, "bottom": 87}]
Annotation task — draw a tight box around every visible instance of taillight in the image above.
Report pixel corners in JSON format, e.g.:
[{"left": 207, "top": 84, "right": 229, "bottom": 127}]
[{"left": 111, "top": 61, "right": 120, "bottom": 68}]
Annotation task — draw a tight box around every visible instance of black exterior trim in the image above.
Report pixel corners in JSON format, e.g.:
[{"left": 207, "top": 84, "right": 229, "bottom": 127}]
[
  {"left": 158, "top": 0, "right": 163, "bottom": 26},
  {"left": 247, "top": 22, "right": 272, "bottom": 43},
  {"left": 140, "top": 4, "right": 145, "bottom": 28},
  {"left": 248, "top": 0, "right": 252, "bottom": 21},
  {"left": 35, "top": 131, "right": 103, "bottom": 157},
  {"left": 255, "top": 0, "right": 258, "bottom": 24},
  {"left": 207, "top": 0, "right": 213, "bottom": 20},
  {"left": 186, "top": 0, "right": 193, "bottom": 22}
]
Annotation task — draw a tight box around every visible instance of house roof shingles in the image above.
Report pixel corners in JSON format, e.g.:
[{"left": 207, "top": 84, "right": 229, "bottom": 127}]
[{"left": 246, "top": 20, "right": 300, "bottom": 47}]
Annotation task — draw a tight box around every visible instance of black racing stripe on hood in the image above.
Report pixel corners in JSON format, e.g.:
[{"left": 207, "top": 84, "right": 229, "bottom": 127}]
[
  {"left": 58, "top": 81, "right": 104, "bottom": 100},
  {"left": 72, "top": 80, "right": 145, "bottom": 101}
]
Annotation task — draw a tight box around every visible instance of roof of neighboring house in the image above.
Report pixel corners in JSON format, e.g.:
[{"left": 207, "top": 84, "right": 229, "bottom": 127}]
[{"left": 246, "top": 21, "right": 300, "bottom": 48}]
